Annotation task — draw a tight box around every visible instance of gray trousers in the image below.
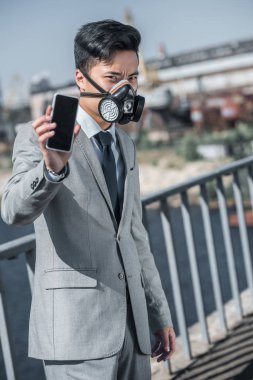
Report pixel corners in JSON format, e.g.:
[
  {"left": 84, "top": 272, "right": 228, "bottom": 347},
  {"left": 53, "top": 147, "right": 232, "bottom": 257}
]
[{"left": 44, "top": 299, "right": 151, "bottom": 380}]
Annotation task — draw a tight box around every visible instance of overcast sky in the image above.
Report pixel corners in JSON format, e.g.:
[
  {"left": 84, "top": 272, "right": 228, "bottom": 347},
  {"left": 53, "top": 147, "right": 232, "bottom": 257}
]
[{"left": 1, "top": 0, "right": 253, "bottom": 102}]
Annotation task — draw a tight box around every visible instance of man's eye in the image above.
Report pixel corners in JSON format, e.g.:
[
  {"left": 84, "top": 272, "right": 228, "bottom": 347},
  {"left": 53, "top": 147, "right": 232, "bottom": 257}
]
[
  {"left": 106, "top": 76, "right": 118, "bottom": 82},
  {"left": 129, "top": 76, "right": 138, "bottom": 82}
]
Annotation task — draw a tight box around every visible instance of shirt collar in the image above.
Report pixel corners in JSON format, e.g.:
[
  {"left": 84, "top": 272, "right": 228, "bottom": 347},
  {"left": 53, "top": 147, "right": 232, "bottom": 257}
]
[{"left": 76, "top": 105, "right": 116, "bottom": 143}]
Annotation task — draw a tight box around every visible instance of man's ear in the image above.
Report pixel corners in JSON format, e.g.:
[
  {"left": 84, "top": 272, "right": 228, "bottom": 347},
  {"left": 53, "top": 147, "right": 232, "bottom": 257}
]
[{"left": 75, "top": 69, "right": 87, "bottom": 91}]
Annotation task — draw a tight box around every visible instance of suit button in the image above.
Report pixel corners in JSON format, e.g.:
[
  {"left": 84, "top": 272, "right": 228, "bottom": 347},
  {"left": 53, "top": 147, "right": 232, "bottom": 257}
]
[
  {"left": 117, "top": 235, "right": 121, "bottom": 241},
  {"left": 118, "top": 273, "right": 125, "bottom": 280}
]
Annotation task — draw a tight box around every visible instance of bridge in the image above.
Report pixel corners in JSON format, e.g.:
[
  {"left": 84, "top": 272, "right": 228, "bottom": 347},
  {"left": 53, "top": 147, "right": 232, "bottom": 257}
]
[{"left": 1, "top": 155, "right": 253, "bottom": 379}]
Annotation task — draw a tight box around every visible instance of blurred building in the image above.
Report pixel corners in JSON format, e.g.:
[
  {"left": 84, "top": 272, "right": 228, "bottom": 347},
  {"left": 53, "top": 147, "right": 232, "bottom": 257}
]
[
  {"left": 146, "top": 38, "right": 253, "bottom": 130},
  {"left": 0, "top": 75, "right": 32, "bottom": 143},
  {"left": 30, "top": 79, "right": 78, "bottom": 121}
]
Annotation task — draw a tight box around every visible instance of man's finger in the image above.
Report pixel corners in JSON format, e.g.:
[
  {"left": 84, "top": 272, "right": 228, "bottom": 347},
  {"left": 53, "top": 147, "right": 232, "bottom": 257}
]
[
  {"left": 35, "top": 123, "right": 57, "bottom": 137},
  {"left": 38, "top": 130, "right": 55, "bottom": 144},
  {"left": 170, "top": 331, "right": 176, "bottom": 353},
  {"left": 157, "top": 350, "right": 171, "bottom": 362},
  {"left": 151, "top": 343, "right": 164, "bottom": 357},
  {"left": 45, "top": 105, "right": 52, "bottom": 117},
  {"left": 32, "top": 115, "right": 51, "bottom": 130},
  {"left": 151, "top": 341, "right": 161, "bottom": 357},
  {"left": 161, "top": 332, "right": 170, "bottom": 352},
  {"left": 151, "top": 340, "right": 160, "bottom": 353},
  {"left": 73, "top": 123, "right": 81, "bottom": 139}
]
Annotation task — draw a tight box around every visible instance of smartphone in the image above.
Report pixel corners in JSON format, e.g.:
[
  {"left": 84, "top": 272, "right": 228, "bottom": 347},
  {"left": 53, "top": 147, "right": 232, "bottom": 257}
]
[{"left": 46, "top": 93, "right": 79, "bottom": 152}]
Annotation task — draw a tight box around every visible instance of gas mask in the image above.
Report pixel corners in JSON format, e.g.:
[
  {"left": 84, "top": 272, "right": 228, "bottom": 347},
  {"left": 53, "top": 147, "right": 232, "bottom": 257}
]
[{"left": 79, "top": 70, "right": 145, "bottom": 125}]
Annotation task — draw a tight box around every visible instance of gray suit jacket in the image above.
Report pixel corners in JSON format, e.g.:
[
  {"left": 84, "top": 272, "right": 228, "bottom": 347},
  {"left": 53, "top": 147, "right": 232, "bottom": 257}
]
[{"left": 1, "top": 122, "right": 173, "bottom": 360}]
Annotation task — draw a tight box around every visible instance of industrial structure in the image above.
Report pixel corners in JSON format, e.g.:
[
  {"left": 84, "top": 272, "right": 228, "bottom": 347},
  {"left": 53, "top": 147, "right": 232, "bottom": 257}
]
[{"left": 1, "top": 36, "right": 253, "bottom": 142}]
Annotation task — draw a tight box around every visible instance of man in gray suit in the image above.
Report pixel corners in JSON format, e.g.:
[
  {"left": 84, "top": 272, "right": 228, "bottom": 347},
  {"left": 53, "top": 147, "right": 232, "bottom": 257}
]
[{"left": 1, "top": 20, "right": 175, "bottom": 380}]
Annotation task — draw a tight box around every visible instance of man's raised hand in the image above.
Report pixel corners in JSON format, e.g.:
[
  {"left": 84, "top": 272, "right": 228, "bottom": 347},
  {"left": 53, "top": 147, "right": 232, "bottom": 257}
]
[{"left": 32, "top": 105, "right": 81, "bottom": 173}]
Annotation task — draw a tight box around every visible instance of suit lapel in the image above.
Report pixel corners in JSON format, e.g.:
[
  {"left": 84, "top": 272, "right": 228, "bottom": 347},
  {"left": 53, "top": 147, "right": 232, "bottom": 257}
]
[{"left": 76, "top": 129, "right": 117, "bottom": 228}]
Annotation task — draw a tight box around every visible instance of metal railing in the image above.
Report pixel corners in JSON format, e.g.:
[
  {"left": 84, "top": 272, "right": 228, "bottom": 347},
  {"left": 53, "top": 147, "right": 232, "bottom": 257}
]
[
  {"left": 0, "top": 234, "right": 38, "bottom": 380},
  {"left": 142, "top": 155, "right": 253, "bottom": 374},
  {"left": 1, "top": 155, "right": 253, "bottom": 378}
]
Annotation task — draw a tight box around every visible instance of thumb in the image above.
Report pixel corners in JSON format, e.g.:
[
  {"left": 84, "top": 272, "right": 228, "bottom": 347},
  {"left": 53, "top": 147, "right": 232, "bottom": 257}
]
[
  {"left": 161, "top": 331, "right": 170, "bottom": 352},
  {"left": 73, "top": 123, "right": 81, "bottom": 139}
]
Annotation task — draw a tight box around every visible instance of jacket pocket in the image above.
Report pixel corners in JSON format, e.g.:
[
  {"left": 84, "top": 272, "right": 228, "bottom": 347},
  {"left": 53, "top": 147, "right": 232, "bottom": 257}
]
[{"left": 42, "top": 268, "right": 97, "bottom": 289}]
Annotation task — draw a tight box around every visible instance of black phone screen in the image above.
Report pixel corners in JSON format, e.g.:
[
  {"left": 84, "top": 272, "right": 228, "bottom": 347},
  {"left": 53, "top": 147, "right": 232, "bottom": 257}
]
[{"left": 47, "top": 94, "right": 79, "bottom": 152}]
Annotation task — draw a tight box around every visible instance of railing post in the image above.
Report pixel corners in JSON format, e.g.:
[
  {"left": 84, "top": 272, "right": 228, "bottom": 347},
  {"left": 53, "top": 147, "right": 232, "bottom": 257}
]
[
  {"left": 160, "top": 199, "right": 192, "bottom": 360},
  {"left": 180, "top": 191, "right": 210, "bottom": 344},
  {"left": 216, "top": 176, "right": 243, "bottom": 320},
  {"left": 247, "top": 165, "right": 253, "bottom": 212},
  {"left": 200, "top": 184, "right": 227, "bottom": 333},
  {"left": 233, "top": 171, "right": 253, "bottom": 308},
  {"left": 0, "top": 276, "right": 16, "bottom": 380}
]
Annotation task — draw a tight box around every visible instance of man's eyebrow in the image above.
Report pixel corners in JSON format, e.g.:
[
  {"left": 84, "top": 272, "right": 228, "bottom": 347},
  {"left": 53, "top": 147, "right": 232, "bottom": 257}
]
[
  {"left": 129, "top": 71, "right": 139, "bottom": 76},
  {"left": 105, "top": 71, "right": 121, "bottom": 76},
  {"left": 105, "top": 71, "right": 139, "bottom": 76}
]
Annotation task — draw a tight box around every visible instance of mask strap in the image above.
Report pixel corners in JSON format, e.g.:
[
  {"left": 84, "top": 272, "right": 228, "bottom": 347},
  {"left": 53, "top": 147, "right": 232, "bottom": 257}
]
[
  {"left": 80, "top": 69, "right": 108, "bottom": 95},
  {"left": 80, "top": 92, "right": 106, "bottom": 98}
]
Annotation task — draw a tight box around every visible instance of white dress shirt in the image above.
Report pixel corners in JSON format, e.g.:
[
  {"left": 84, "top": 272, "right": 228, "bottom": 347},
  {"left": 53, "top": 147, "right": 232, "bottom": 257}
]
[{"left": 76, "top": 106, "right": 125, "bottom": 205}]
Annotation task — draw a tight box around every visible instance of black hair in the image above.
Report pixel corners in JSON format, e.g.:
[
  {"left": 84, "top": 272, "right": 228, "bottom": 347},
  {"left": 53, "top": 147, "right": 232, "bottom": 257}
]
[{"left": 74, "top": 19, "right": 141, "bottom": 72}]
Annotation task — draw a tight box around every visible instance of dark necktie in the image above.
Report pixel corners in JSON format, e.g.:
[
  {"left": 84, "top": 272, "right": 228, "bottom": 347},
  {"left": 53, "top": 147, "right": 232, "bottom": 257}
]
[{"left": 94, "top": 131, "right": 121, "bottom": 224}]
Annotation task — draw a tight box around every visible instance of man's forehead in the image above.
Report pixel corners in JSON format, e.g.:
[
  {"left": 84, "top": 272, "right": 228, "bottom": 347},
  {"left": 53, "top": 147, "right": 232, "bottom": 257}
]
[{"left": 95, "top": 51, "right": 139, "bottom": 74}]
